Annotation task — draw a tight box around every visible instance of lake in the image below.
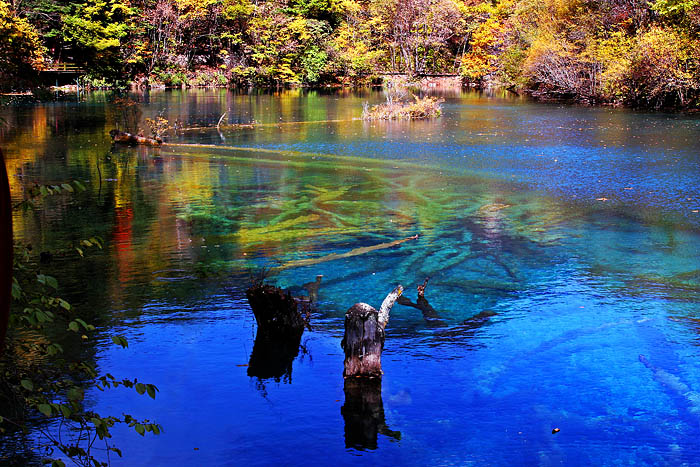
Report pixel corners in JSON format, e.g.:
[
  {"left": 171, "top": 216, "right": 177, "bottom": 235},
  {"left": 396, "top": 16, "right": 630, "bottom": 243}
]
[{"left": 3, "top": 88, "right": 700, "bottom": 465}]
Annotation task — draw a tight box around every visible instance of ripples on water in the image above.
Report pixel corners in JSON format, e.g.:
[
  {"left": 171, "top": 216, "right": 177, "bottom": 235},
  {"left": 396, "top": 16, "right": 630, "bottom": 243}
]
[{"left": 2, "top": 89, "right": 700, "bottom": 465}]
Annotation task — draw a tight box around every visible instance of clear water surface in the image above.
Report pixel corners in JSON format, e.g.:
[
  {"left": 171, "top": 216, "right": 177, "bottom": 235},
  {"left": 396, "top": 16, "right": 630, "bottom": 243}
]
[{"left": 3, "top": 88, "right": 700, "bottom": 465}]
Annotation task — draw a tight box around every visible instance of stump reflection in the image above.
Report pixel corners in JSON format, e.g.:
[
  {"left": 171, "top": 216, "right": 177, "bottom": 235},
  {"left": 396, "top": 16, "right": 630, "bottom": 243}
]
[
  {"left": 341, "top": 378, "right": 401, "bottom": 450},
  {"left": 247, "top": 329, "right": 303, "bottom": 382}
]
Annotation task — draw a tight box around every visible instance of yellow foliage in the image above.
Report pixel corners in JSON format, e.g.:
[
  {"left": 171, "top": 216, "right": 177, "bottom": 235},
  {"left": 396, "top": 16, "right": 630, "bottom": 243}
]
[
  {"left": 461, "top": 16, "right": 505, "bottom": 81},
  {"left": 584, "top": 30, "right": 634, "bottom": 99},
  {"left": 0, "top": 0, "right": 45, "bottom": 75}
]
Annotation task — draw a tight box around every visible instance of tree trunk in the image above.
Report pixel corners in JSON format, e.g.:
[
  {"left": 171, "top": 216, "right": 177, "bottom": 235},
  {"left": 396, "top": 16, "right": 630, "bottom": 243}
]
[
  {"left": 341, "top": 285, "right": 402, "bottom": 378},
  {"left": 109, "top": 130, "right": 162, "bottom": 146},
  {"left": 245, "top": 283, "right": 306, "bottom": 336},
  {"left": 245, "top": 283, "right": 310, "bottom": 382},
  {"left": 0, "top": 149, "right": 12, "bottom": 356}
]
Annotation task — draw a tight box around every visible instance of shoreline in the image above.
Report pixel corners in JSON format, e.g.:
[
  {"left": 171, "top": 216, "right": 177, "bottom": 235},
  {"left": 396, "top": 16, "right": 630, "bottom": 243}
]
[{"left": 2, "top": 81, "right": 700, "bottom": 113}]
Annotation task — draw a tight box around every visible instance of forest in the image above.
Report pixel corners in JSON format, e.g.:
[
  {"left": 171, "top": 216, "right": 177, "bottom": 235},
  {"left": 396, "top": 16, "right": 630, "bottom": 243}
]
[{"left": 1, "top": 0, "right": 700, "bottom": 106}]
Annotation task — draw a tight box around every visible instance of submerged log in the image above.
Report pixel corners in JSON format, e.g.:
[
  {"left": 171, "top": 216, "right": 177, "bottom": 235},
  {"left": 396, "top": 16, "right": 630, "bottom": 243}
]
[
  {"left": 110, "top": 129, "right": 162, "bottom": 147},
  {"left": 341, "top": 285, "right": 403, "bottom": 378},
  {"left": 273, "top": 235, "right": 418, "bottom": 272},
  {"left": 341, "top": 378, "right": 401, "bottom": 449},
  {"left": 302, "top": 274, "right": 323, "bottom": 303}
]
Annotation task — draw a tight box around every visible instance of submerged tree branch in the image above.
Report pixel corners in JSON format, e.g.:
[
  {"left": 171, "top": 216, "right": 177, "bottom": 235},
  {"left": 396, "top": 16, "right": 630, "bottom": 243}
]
[{"left": 273, "top": 234, "right": 419, "bottom": 272}]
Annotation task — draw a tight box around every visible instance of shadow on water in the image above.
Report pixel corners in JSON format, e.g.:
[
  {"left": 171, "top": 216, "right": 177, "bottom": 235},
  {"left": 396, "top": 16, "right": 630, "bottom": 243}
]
[{"left": 341, "top": 378, "right": 401, "bottom": 450}]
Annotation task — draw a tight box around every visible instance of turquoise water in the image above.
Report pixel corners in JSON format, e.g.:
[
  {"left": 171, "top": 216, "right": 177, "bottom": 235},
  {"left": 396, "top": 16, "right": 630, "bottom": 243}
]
[{"left": 3, "top": 89, "right": 700, "bottom": 465}]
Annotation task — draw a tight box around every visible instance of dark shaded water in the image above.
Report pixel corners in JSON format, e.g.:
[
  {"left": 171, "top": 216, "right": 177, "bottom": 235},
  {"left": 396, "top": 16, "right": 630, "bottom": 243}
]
[{"left": 3, "top": 88, "right": 700, "bottom": 465}]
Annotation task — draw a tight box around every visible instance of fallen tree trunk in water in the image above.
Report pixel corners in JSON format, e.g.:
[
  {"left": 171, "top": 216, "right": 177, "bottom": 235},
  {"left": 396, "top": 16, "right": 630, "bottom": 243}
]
[
  {"left": 110, "top": 129, "right": 162, "bottom": 146},
  {"left": 342, "top": 285, "right": 403, "bottom": 378},
  {"left": 273, "top": 235, "right": 418, "bottom": 272}
]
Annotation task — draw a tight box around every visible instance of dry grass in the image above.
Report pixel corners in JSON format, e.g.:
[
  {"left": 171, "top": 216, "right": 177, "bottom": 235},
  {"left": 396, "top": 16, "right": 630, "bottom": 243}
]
[{"left": 362, "top": 94, "right": 444, "bottom": 120}]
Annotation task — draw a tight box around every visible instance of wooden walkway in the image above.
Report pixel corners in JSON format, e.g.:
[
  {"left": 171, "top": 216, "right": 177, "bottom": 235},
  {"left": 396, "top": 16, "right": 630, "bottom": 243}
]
[{"left": 41, "top": 63, "right": 85, "bottom": 74}]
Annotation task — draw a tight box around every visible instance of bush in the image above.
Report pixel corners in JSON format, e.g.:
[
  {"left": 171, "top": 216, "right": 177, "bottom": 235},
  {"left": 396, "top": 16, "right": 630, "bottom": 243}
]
[{"left": 362, "top": 94, "right": 444, "bottom": 120}]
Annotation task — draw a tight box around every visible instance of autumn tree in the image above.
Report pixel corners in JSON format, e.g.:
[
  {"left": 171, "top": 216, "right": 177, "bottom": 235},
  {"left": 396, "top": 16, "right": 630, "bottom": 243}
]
[
  {"left": 61, "top": 0, "right": 140, "bottom": 83},
  {"left": 0, "top": 0, "right": 44, "bottom": 88}
]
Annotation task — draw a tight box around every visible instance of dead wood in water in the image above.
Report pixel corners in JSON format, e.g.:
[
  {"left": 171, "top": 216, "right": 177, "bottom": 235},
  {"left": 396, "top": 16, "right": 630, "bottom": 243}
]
[
  {"left": 245, "top": 282, "right": 311, "bottom": 381},
  {"left": 341, "top": 286, "right": 403, "bottom": 378},
  {"left": 245, "top": 283, "right": 306, "bottom": 336},
  {"left": 110, "top": 129, "right": 162, "bottom": 146},
  {"left": 396, "top": 277, "right": 444, "bottom": 326},
  {"left": 273, "top": 235, "right": 418, "bottom": 272}
]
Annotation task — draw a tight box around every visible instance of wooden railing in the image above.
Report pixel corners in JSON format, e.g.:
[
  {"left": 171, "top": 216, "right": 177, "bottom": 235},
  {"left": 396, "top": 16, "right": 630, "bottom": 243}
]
[{"left": 41, "top": 62, "right": 85, "bottom": 74}]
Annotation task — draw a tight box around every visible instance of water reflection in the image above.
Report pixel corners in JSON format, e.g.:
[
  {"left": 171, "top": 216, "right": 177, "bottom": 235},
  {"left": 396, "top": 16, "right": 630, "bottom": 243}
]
[
  {"left": 341, "top": 378, "right": 401, "bottom": 450},
  {"left": 3, "top": 89, "right": 700, "bottom": 465},
  {"left": 247, "top": 328, "right": 304, "bottom": 382}
]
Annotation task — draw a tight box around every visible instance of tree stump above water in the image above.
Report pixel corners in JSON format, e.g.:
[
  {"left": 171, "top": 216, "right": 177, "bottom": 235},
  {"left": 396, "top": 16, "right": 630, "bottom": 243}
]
[
  {"left": 245, "top": 283, "right": 309, "bottom": 381},
  {"left": 245, "top": 283, "right": 306, "bottom": 337},
  {"left": 342, "top": 285, "right": 403, "bottom": 379}
]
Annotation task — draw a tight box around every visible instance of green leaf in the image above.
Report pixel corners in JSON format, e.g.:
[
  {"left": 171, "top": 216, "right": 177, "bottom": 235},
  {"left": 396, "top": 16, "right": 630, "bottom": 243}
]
[
  {"left": 146, "top": 384, "right": 157, "bottom": 399},
  {"left": 11, "top": 279, "right": 21, "bottom": 299},
  {"left": 37, "top": 274, "right": 58, "bottom": 290},
  {"left": 135, "top": 383, "right": 146, "bottom": 395},
  {"left": 134, "top": 423, "right": 145, "bottom": 436},
  {"left": 67, "top": 387, "right": 83, "bottom": 401},
  {"left": 75, "top": 318, "right": 89, "bottom": 330},
  {"left": 51, "top": 459, "right": 66, "bottom": 467},
  {"left": 68, "top": 321, "right": 80, "bottom": 332},
  {"left": 47, "top": 343, "right": 64, "bottom": 355},
  {"left": 72, "top": 180, "right": 86, "bottom": 191},
  {"left": 58, "top": 298, "right": 71, "bottom": 310},
  {"left": 38, "top": 404, "right": 52, "bottom": 416},
  {"left": 59, "top": 404, "right": 72, "bottom": 418},
  {"left": 20, "top": 379, "right": 34, "bottom": 391},
  {"left": 61, "top": 183, "right": 74, "bottom": 192},
  {"left": 111, "top": 335, "right": 128, "bottom": 348}
]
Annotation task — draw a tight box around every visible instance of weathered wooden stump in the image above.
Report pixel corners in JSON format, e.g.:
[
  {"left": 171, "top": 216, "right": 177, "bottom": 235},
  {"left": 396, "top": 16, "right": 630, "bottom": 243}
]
[
  {"left": 245, "top": 283, "right": 308, "bottom": 381},
  {"left": 341, "top": 378, "right": 401, "bottom": 449},
  {"left": 245, "top": 283, "right": 305, "bottom": 337},
  {"left": 341, "top": 285, "right": 403, "bottom": 378}
]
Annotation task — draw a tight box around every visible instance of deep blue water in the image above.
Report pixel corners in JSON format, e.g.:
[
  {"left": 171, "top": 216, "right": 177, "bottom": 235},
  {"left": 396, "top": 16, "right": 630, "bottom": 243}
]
[{"left": 3, "top": 88, "right": 700, "bottom": 465}]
